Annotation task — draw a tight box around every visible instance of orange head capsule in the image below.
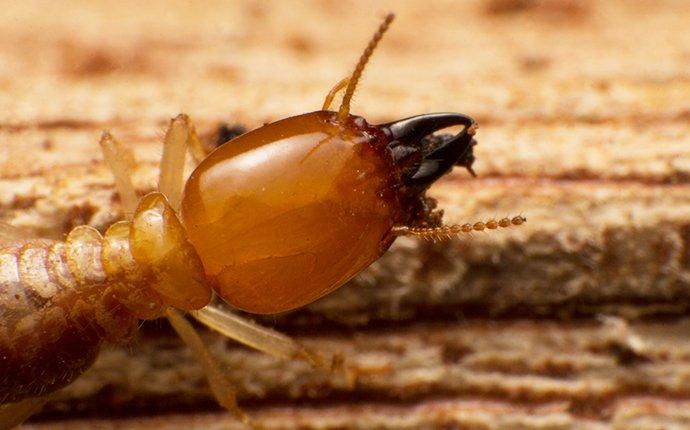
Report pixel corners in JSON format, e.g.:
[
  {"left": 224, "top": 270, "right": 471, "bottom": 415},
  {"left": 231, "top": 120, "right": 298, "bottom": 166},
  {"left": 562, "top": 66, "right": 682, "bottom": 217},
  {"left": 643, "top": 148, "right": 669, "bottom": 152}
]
[
  {"left": 181, "top": 114, "right": 476, "bottom": 314},
  {"left": 180, "top": 14, "right": 478, "bottom": 314}
]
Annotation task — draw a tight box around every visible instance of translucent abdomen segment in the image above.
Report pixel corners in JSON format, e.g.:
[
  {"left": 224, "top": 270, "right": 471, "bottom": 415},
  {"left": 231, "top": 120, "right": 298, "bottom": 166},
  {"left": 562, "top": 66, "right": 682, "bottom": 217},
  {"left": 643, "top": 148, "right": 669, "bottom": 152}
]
[
  {"left": 0, "top": 229, "right": 138, "bottom": 404},
  {"left": 0, "top": 192, "right": 212, "bottom": 404}
]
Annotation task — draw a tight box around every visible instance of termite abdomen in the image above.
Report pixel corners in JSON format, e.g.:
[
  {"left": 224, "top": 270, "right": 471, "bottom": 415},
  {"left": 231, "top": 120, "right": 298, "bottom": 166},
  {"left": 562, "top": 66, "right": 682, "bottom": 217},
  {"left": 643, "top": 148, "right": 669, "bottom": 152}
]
[
  {"left": 0, "top": 235, "right": 137, "bottom": 403},
  {"left": 0, "top": 192, "right": 210, "bottom": 404}
]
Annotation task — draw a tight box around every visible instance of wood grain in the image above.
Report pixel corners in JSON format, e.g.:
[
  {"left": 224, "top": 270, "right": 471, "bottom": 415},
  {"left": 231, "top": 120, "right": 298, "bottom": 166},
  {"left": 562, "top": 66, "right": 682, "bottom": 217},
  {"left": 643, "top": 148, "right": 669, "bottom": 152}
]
[{"left": 2, "top": 0, "right": 689, "bottom": 428}]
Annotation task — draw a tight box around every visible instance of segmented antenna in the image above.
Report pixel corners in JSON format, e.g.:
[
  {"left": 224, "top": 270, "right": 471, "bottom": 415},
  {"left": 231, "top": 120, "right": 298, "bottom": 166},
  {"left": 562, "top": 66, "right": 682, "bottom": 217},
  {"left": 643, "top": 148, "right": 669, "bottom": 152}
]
[
  {"left": 337, "top": 13, "right": 395, "bottom": 122},
  {"left": 393, "top": 216, "right": 527, "bottom": 241}
]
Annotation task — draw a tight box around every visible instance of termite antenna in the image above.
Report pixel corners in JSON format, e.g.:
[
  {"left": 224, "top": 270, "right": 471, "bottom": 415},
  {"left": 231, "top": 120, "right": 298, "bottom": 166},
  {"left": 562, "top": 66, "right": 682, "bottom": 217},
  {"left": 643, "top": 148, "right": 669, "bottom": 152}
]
[
  {"left": 393, "top": 215, "right": 527, "bottom": 241},
  {"left": 337, "top": 13, "right": 395, "bottom": 122}
]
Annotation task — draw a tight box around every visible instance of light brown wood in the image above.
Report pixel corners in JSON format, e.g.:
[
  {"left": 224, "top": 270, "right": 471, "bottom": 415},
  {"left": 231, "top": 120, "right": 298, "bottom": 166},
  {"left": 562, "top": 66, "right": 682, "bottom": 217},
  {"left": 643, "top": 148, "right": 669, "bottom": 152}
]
[{"left": 2, "top": 0, "right": 689, "bottom": 428}]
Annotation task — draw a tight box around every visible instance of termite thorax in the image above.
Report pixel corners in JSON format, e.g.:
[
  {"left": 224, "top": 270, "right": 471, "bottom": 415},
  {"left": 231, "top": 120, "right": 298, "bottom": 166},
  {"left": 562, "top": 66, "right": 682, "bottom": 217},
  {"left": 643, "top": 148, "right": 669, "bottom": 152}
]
[{"left": 102, "top": 191, "right": 211, "bottom": 320}]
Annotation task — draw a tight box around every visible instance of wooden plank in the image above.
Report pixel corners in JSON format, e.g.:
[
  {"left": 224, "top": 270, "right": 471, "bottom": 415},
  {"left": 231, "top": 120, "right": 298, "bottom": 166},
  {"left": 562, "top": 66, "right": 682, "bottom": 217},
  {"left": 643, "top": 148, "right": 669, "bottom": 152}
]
[{"left": 1, "top": 0, "right": 689, "bottom": 428}]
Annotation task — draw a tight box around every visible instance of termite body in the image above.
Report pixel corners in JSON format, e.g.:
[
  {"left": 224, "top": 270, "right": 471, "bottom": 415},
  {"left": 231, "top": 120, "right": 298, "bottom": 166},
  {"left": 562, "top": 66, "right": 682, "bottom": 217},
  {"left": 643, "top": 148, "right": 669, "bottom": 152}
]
[{"left": 0, "top": 13, "right": 524, "bottom": 428}]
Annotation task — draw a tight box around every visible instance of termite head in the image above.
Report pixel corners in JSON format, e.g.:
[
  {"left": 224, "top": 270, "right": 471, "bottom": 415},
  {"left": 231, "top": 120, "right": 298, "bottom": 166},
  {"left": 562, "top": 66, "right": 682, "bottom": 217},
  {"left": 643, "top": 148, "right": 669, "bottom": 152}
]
[{"left": 178, "top": 13, "right": 487, "bottom": 314}]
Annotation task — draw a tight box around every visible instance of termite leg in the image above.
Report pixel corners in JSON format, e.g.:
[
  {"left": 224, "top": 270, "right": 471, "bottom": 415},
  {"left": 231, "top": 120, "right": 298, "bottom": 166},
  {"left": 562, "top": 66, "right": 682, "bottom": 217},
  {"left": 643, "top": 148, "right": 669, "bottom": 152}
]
[
  {"left": 0, "top": 396, "right": 49, "bottom": 430},
  {"left": 393, "top": 216, "right": 527, "bottom": 241},
  {"left": 186, "top": 122, "right": 206, "bottom": 165},
  {"left": 191, "top": 303, "right": 354, "bottom": 385},
  {"left": 158, "top": 114, "right": 205, "bottom": 210},
  {"left": 165, "top": 309, "right": 252, "bottom": 427},
  {"left": 99, "top": 131, "right": 139, "bottom": 218}
]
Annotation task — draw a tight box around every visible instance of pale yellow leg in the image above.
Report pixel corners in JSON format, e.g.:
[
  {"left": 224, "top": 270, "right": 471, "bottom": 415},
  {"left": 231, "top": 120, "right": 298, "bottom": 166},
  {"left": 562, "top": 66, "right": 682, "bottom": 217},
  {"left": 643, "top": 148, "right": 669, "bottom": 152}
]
[
  {"left": 166, "top": 309, "right": 253, "bottom": 427},
  {"left": 186, "top": 122, "right": 206, "bottom": 165},
  {"left": 191, "top": 303, "right": 351, "bottom": 383},
  {"left": 99, "top": 131, "right": 139, "bottom": 218},
  {"left": 191, "top": 304, "right": 320, "bottom": 364},
  {"left": 157, "top": 114, "right": 206, "bottom": 211},
  {"left": 0, "top": 396, "right": 49, "bottom": 430}
]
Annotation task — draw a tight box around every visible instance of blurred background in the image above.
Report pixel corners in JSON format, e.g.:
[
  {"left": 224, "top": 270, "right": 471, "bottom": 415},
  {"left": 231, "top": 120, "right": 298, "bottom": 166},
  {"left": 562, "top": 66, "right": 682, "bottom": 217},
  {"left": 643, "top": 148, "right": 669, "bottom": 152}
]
[{"left": 2, "top": 0, "right": 690, "bottom": 429}]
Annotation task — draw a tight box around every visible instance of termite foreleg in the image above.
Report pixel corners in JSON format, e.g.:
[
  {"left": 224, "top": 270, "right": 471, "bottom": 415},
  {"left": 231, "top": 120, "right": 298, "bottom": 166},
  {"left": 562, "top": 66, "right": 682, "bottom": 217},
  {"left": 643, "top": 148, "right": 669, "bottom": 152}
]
[
  {"left": 165, "top": 309, "right": 251, "bottom": 426},
  {"left": 158, "top": 114, "right": 205, "bottom": 210},
  {"left": 191, "top": 303, "right": 352, "bottom": 382},
  {"left": 99, "top": 131, "right": 139, "bottom": 217}
]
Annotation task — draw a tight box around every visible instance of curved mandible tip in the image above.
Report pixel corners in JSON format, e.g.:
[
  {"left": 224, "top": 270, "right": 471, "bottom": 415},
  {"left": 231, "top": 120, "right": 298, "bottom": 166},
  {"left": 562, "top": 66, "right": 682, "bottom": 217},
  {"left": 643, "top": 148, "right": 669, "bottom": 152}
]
[{"left": 382, "top": 112, "right": 476, "bottom": 146}]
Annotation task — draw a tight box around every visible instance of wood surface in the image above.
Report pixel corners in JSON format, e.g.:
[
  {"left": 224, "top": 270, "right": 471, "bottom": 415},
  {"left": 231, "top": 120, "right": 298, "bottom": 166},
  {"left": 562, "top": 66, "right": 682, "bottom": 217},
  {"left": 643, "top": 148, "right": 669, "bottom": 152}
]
[{"left": 2, "top": 0, "right": 690, "bottom": 428}]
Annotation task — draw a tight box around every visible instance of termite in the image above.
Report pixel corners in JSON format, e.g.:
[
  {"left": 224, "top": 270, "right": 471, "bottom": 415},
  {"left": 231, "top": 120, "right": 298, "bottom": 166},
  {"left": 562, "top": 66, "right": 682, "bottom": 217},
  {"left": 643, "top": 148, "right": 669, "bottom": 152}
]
[{"left": 0, "top": 13, "right": 525, "bottom": 429}]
